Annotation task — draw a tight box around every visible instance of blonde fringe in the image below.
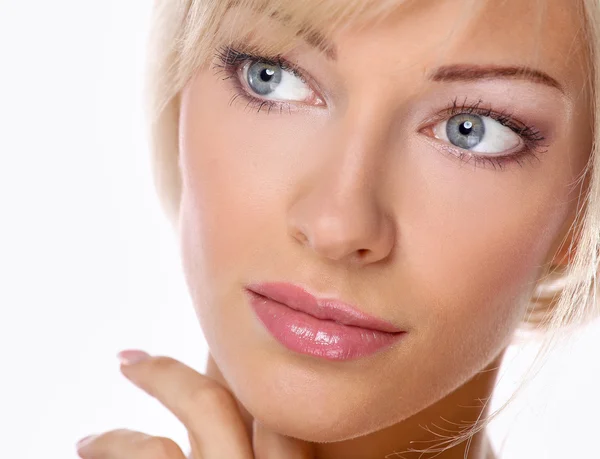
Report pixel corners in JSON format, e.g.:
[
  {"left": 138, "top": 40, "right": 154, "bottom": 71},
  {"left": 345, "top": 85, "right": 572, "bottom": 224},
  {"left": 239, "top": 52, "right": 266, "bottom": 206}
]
[{"left": 143, "top": 0, "right": 600, "bottom": 455}]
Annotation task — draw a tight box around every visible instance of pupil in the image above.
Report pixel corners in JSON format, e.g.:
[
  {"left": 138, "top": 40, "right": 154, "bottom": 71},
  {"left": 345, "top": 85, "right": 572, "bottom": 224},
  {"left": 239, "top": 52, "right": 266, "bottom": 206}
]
[
  {"left": 459, "top": 121, "right": 473, "bottom": 136},
  {"left": 260, "top": 68, "right": 275, "bottom": 82}
]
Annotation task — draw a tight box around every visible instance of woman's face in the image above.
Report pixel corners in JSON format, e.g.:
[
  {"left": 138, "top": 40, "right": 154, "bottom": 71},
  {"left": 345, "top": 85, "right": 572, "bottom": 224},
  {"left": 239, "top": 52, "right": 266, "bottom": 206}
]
[{"left": 177, "top": 0, "right": 591, "bottom": 442}]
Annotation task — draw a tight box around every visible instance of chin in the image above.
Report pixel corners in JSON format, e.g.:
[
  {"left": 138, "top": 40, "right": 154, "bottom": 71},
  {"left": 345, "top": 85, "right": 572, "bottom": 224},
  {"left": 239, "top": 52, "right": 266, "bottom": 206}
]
[
  {"left": 249, "top": 403, "right": 369, "bottom": 443},
  {"left": 229, "top": 369, "right": 404, "bottom": 443}
]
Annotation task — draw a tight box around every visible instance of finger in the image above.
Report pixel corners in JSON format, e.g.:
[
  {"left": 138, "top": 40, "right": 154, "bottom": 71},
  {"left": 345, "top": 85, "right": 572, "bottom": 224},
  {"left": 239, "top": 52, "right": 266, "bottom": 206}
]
[
  {"left": 252, "top": 419, "right": 315, "bottom": 459},
  {"left": 118, "top": 351, "right": 254, "bottom": 459},
  {"left": 76, "top": 428, "right": 186, "bottom": 459}
]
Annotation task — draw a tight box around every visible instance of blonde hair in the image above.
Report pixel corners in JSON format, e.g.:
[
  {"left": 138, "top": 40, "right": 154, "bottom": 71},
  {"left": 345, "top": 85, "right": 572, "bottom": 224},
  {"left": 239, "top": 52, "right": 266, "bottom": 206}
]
[{"left": 143, "top": 0, "right": 600, "bottom": 455}]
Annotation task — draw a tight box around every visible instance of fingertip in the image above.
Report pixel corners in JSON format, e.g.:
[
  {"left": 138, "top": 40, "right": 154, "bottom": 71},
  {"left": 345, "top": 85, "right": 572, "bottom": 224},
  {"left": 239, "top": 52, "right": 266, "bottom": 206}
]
[
  {"left": 117, "top": 349, "right": 152, "bottom": 366},
  {"left": 76, "top": 434, "right": 97, "bottom": 451}
]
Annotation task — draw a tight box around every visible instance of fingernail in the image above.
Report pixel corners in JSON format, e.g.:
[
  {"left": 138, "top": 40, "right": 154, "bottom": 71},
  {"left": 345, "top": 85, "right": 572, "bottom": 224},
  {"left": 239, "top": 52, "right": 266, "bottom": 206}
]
[
  {"left": 76, "top": 434, "right": 97, "bottom": 450},
  {"left": 117, "top": 349, "right": 151, "bottom": 365}
]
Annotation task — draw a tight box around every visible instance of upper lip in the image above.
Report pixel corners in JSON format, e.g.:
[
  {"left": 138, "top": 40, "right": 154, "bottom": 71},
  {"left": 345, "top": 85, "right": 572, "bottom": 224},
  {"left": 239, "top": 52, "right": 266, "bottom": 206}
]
[{"left": 246, "top": 282, "right": 405, "bottom": 333}]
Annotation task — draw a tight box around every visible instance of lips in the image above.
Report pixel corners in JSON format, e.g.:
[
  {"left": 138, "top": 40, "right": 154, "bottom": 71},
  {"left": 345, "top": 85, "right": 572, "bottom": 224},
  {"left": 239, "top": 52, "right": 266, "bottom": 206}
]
[{"left": 245, "top": 282, "right": 407, "bottom": 361}]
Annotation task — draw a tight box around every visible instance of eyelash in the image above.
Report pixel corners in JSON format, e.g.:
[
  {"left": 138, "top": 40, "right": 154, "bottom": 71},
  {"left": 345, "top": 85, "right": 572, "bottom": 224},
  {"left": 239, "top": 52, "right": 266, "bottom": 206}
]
[
  {"left": 212, "top": 45, "right": 308, "bottom": 115},
  {"left": 212, "top": 45, "right": 549, "bottom": 170},
  {"left": 428, "top": 97, "right": 548, "bottom": 170}
]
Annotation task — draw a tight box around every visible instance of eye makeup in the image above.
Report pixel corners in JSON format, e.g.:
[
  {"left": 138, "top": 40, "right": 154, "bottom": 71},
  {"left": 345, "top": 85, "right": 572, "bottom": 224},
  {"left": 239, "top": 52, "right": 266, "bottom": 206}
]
[
  {"left": 212, "top": 45, "right": 323, "bottom": 114},
  {"left": 211, "top": 44, "right": 550, "bottom": 171},
  {"left": 420, "top": 97, "right": 548, "bottom": 170}
]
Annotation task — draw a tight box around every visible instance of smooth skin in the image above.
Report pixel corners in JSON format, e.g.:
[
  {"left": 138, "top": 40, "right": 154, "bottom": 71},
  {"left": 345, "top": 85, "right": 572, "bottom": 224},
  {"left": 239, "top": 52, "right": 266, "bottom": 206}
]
[
  {"left": 76, "top": 351, "right": 314, "bottom": 459},
  {"left": 77, "top": 0, "right": 592, "bottom": 458}
]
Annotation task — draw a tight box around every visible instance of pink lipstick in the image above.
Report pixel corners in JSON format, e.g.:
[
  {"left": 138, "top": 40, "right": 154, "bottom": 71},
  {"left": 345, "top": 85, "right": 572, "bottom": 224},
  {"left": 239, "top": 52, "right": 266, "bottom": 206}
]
[{"left": 245, "top": 282, "right": 407, "bottom": 361}]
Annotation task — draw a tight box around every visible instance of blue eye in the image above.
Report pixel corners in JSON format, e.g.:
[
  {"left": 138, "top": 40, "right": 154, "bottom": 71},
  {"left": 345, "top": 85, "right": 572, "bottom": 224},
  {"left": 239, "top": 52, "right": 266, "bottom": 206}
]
[
  {"left": 446, "top": 114, "right": 486, "bottom": 149},
  {"left": 433, "top": 113, "right": 522, "bottom": 154},
  {"left": 242, "top": 61, "right": 314, "bottom": 102},
  {"left": 246, "top": 62, "right": 283, "bottom": 95}
]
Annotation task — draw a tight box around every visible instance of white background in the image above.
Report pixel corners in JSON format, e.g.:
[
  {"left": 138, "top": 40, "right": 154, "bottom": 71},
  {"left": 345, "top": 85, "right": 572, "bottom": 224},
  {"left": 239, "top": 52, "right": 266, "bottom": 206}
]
[{"left": 1, "top": 1, "right": 599, "bottom": 458}]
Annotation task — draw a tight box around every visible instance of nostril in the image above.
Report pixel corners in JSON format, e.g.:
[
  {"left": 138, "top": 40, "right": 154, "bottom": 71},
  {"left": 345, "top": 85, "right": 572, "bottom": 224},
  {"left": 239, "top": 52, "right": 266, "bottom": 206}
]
[
  {"left": 353, "top": 249, "right": 371, "bottom": 263},
  {"left": 291, "top": 228, "right": 309, "bottom": 245}
]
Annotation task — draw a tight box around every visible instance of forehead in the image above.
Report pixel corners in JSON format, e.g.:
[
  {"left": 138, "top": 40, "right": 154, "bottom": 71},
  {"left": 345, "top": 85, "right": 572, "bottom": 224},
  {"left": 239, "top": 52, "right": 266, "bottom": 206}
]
[
  {"left": 333, "top": 0, "right": 588, "bottom": 92},
  {"left": 217, "top": 0, "right": 590, "bottom": 96}
]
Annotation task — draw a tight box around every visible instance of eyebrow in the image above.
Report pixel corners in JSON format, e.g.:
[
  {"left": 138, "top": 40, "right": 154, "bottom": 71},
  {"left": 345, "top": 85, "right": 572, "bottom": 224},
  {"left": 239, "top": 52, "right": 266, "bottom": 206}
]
[
  {"left": 296, "top": 29, "right": 338, "bottom": 60},
  {"left": 291, "top": 28, "right": 565, "bottom": 93},
  {"left": 264, "top": 9, "right": 339, "bottom": 60},
  {"left": 429, "top": 64, "right": 564, "bottom": 92}
]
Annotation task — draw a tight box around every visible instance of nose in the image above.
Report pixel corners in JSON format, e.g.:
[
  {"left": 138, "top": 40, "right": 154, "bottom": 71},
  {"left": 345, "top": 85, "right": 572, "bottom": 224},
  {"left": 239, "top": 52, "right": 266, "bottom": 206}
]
[{"left": 286, "top": 110, "right": 397, "bottom": 266}]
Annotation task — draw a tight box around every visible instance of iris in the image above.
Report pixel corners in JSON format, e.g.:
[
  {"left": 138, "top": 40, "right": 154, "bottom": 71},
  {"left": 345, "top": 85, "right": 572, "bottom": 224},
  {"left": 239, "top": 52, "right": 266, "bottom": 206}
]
[{"left": 446, "top": 114, "right": 486, "bottom": 149}]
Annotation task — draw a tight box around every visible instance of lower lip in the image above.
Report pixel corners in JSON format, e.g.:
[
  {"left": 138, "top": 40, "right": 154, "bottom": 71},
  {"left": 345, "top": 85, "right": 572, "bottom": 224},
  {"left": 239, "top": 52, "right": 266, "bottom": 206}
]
[{"left": 246, "top": 290, "right": 406, "bottom": 361}]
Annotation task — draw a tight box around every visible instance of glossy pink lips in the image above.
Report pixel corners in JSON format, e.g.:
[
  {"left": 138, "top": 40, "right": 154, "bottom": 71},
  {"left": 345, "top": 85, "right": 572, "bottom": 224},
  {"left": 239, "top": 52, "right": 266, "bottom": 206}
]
[{"left": 245, "top": 282, "right": 406, "bottom": 361}]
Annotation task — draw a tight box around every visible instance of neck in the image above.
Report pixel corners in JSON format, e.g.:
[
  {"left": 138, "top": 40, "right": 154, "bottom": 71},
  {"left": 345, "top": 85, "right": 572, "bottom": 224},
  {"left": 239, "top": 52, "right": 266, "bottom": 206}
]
[{"left": 205, "top": 351, "right": 504, "bottom": 459}]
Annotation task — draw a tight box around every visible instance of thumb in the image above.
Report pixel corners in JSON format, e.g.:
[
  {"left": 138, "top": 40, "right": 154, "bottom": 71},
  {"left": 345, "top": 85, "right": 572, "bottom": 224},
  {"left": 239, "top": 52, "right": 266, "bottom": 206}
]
[{"left": 252, "top": 419, "right": 315, "bottom": 459}]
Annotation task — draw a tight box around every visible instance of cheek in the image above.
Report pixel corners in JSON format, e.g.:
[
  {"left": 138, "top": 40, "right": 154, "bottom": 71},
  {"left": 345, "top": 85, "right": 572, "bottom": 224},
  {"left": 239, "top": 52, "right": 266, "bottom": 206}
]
[
  {"left": 177, "top": 85, "right": 313, "bottom": 344},
  {"left": 400, "top": 148, "right": 574, "bottom": 345},
  {"left": 177, "top": 72, "right": 326, "bottom": 289},
  {"left": 178, "top": 111, "right": 290, "bottom": 276}
]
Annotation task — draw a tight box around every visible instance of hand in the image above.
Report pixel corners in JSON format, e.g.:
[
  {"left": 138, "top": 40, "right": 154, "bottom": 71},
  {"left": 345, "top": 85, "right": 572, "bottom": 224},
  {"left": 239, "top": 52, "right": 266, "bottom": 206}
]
[{"left": 75, "top": 350, "right": 314, "bottom": 459}]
